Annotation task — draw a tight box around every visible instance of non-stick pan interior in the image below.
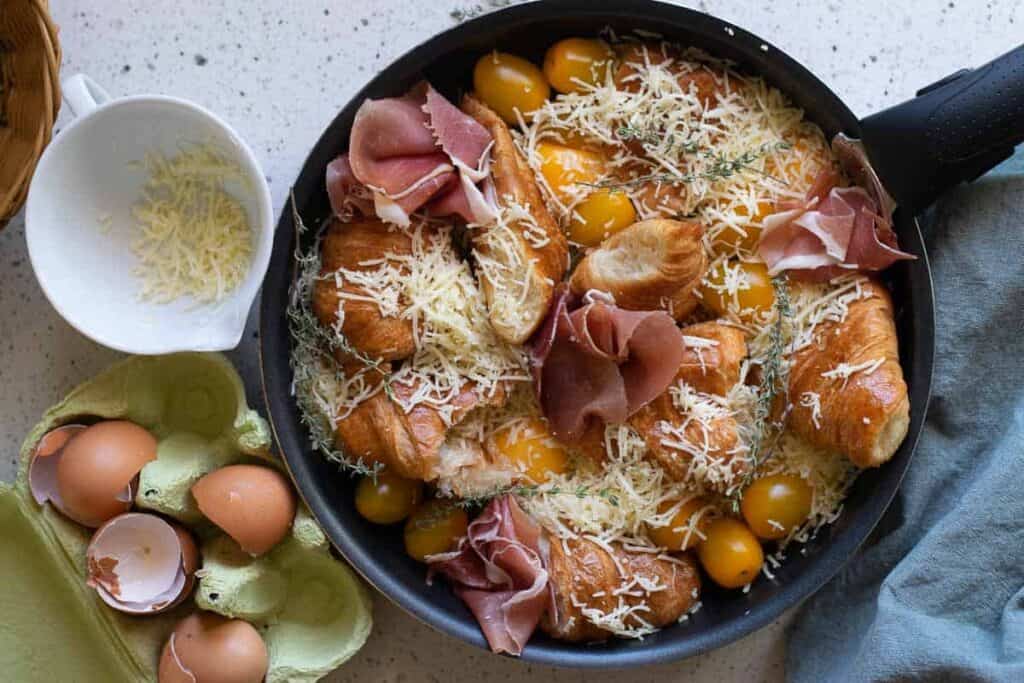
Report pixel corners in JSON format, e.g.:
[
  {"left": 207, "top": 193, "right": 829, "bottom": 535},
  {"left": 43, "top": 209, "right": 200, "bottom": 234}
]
[{"left": 260, "top": 0, "right": 933, "bottom": 667}]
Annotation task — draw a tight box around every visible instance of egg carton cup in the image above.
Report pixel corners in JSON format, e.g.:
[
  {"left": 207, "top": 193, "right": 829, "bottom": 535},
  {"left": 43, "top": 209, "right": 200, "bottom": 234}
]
[{"left": 0, "top": 0, "right": 61, "bottom": 229}]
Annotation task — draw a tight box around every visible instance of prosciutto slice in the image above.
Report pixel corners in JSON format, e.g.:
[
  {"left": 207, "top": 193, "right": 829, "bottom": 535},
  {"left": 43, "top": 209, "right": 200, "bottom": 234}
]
[
  {"left": 530, "top": 286, "right": 687, "bottom": 443},
  {"left": 758, "top": 168, "right": 915, "bottom": 281},
  {"left": 427, "top": 495, "right": 549, "bottom": 656},
  {"left": 325, "top": 82, "right": 496, "bottom": 226}
]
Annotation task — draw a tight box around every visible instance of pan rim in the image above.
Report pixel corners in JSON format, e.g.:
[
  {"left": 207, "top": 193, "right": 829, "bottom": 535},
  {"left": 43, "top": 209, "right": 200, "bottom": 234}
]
[{"left": 259, "top": 0, "right": 935, "bottom": 668}]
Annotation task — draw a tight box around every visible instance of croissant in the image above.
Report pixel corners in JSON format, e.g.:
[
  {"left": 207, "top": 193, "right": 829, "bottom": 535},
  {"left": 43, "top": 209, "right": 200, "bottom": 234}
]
[
  {"left": 787, "top": 280, "right": 910, "bottom": 467},
  {"left": 569, "top": 219, "right": 706, "bottom": 320},
  {"left": 676, "top": 321, "right": 747, "bottom": 396},
  {"left": 541, "top": 536, "right": 701, "bottom": 642},
  {"left": 629, "top": 321, "right": 748, "bottom": 489},
  {"left": 614, "top": 42, "right": 727, "bottom": 106},
  {"left": 334, "top": 377, "right": 508, "bottom": 481},
  {"left": 313, "top": 218, "right": 416, "bottom": 361},
  {"left": 461, "top": 95, "right": 570, "bottom": 344}
]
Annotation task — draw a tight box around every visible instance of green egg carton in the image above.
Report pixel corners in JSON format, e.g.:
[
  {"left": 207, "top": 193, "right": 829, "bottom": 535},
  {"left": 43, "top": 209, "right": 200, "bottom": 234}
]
[{"left": 1, "top": 353, "right": 372, "bottom": 682}]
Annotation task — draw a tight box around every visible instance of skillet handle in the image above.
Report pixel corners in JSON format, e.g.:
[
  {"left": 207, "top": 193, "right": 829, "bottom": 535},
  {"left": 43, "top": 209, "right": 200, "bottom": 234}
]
[{"left": 858, "top": 43, "right": 1024, "bottom": 216}]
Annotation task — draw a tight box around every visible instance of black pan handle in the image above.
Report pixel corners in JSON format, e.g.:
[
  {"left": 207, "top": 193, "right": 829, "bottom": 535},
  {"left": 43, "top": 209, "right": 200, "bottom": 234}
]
[{"left": 858, "top": 44, "right": 1024, "bottom": 216}]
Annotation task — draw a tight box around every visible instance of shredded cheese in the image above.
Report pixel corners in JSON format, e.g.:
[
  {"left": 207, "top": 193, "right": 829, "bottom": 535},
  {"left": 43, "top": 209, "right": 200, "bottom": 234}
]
[{"left": 130, "top": 144, "right": 253, "bottom": 305}]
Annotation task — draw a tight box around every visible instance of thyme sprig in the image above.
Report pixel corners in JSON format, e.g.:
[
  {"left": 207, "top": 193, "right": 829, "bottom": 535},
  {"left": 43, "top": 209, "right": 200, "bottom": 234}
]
[
  {"left": 453, "top": 482, "right": 622, "bottom": 510},
  {"left": 585, "top": 140, "right": 792, "bottom": 190},
  {"left": 616, "top": 125, "right": 702, "bottom": 156},
  {"left": 732, "top": 274, "right": 792, "bottom": 510},
  {"left": 286, "top": 191, "right": 387, "bottom": 478}
]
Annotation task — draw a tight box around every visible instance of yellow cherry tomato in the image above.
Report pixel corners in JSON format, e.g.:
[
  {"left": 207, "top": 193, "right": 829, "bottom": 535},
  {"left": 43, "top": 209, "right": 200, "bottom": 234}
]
[
  {"left": 534, "top": 141, "right": 605, "bottom": 204},
  {"left": 492, "top": 417, "right": 570, "bottom": 484},
  {"left": 567, "top": 189, "right": 636, "bottom": 246},
  {"left": 699, "top": 259, "right": 775, "bottom": 320},
  {"left": 404, "top": 499, "right": 469, "bottom": 562},
  {"left": 697, "top": 517, "right": 765, "bottom": 589},
  {"left": 647, "top": 496, "right": 713, "bottom": 551},
  {"left": 473, "top": 51, "right": 550, "bottom": 124},
  {"left": 354, "top": 470, "right": 424, "bottom": 525},
  {"left": 711, "top": 201, "right": 773, "bottom": 255},
  {"left": 543, "top": 38, "right": 615, "bottom": 93},
  {"left": 740, "top": 474, "right": 813, "bottom": 540}
]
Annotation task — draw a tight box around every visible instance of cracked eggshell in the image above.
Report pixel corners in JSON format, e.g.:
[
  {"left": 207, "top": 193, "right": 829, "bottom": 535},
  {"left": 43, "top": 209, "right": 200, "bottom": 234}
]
[
  {"left": 86, "top": 512, "right": 199, "bottom": 614},
  {"left": 57, "top": 421, "right": 158, "bottom": 527},
  {"left": 158, "top": 612, "right": 269, "bottom": 683},
  {"left": 28, "top": 424, "right": 87, "bottom": 509},
  {"left": 192, "top": 465, "right": 297, "bottom": 557}
]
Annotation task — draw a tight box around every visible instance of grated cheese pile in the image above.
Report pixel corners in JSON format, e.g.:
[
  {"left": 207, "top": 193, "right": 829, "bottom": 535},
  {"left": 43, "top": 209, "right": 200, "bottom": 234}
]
[
  {"left": 466, "top": 199, "right": 551, "bottom": 332},
  {"left": 130, "top": 144, "right": 253, "bottom": 305},
  {"left": 307, "top": 219, "right": 530, "bottom": 432}
]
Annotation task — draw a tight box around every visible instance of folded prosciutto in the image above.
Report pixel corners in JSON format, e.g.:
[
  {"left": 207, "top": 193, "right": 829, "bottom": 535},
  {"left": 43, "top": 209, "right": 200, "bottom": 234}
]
[
  {"left": 530, "top": 286, "right": 687, "bottom": 443},
  {"left": 326, "top": 82, "right": 496, "bottom": 226},
  {"left": 758, "top": 167, "right": 915, "bottom": 282},
  {"left": 427, "top": 495, "right": 549, "bottom": 656}
]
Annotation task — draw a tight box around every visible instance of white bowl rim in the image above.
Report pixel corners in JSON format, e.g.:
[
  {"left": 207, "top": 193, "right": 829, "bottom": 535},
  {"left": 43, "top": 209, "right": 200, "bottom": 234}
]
[{"left": 25, "top": 93, "right": 275, "bottom": 355}]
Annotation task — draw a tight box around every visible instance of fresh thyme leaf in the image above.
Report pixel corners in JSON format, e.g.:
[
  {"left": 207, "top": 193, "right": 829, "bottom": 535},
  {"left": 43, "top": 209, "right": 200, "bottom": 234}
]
[
  {"left": 732, "top": 274, "right": 792, "bottom": 510},
  {"left": 452, "top": 481, "right": 623, "bottom": 509},
  {"left": 583, "top": 141, "right": 792, "bottom": 191}
]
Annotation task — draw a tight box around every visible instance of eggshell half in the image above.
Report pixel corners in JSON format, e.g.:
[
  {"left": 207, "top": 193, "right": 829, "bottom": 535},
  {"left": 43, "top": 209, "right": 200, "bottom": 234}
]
[
  {"left": 159, "top": 612, "right": 268, "bottom": 683},
  {"left": 28, "top": 424, "right": 87, "bottom": 507},
  {"left": 86, "top": 512, "right": 199, "bottom": 614},
  {"left": 56, "top": 420, "right": 158, "bottom": 527},
  {"left": 192, "top": 465, "right": 296, "bottom": 556}
]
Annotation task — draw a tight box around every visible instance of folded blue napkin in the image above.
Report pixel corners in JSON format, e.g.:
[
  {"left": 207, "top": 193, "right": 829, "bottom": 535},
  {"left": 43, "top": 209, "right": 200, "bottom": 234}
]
[{"left": 787, "top": 151, "right": 1024, "bottom": 682}]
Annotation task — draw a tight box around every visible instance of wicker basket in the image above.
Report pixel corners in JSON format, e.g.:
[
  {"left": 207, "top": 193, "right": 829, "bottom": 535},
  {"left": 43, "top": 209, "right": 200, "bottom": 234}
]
[{"left": 0, "top": 0, "right": 61, "bottom": 229}]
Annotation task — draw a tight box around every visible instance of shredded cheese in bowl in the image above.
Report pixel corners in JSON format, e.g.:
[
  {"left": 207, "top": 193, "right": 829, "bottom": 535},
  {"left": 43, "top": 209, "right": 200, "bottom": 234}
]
[{"left": 130, "top": 143, "right": 254, "bottom": 305}]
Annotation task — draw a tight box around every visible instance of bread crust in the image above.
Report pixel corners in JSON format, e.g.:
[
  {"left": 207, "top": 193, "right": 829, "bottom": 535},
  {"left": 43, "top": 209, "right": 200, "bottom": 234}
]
[
  {"left": 570, "top": 218, "right": 706, "bottom": 320},
  {"left": 461, "top": 95, "right": 569, "bottom": 344},
  {"left": 541, "top": 536, "right": 701, "bottom": 642},
  {"left": 313, "top": 218, "right": 416, "bottom": 361},
  {"left": 787, "top": 279, "right": 910, "bottom": 467}
]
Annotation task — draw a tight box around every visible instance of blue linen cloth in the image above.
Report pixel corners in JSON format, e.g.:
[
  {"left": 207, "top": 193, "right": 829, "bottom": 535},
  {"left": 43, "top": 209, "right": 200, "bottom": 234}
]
[{"left": 787, "top": 151, "right": 1024, "bottom": 682}]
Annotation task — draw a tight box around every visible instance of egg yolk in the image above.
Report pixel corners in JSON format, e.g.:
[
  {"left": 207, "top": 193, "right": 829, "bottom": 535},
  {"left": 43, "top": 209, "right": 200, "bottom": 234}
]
[
  {"left": 697, "top": 517, "right": 765, "bottom": 589},
  {"left": 700, "top": 259, "right": 775, "bottom": 320},
  {"left": 535, "top": 142, "right": 606, "bottom": 204},
  {"left": 491, "top": 417, "right": 570, "bottom": 484},
  {"left": 567, "top": 189, "right": 636, "bottom": 246},
  {"left": 473, "top": 51, "right": 550, "bottom": 125},
  {"left": 711, "top": 200, "right": 774, "bottom": 255},
  {"left": 543, "top": 38, "right": 615, "bottom": 94},
  {"left": 740, "top": 474, "right": 813, "bottom": 540},
  {"left": 354, "top": 470, "right": 424, "bottom": 525},
  {"left": 404, "top": 500, "right": 469, "bottom": 562},
  {"left": 647, "top": 496, "right": 713, "bottom": 551}
]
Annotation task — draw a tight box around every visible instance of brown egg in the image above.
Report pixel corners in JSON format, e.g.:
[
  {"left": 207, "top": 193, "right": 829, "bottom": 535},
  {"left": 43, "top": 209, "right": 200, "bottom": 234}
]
[
  {"left": 56, "top": 420, "right": 158, "bottom": 527},
  {"left": 159, "top": 612, "right": 268, "bottom": 683},
  {"left": 28, "top": 424, "right": 87, "bottom": 507},
  {"left": 192, "top": 465, "right": 296, "bottom": 556}
]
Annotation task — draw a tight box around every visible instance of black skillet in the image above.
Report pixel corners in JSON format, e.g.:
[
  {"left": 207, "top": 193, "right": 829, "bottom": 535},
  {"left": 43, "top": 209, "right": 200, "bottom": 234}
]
[{"left": 259, "top": 0, "right": 1024, "bottom": 668}]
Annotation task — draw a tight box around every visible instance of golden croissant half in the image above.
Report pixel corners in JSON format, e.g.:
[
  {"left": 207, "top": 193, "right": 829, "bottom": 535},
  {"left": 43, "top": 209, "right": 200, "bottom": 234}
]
[
  {"left": 334, "top": 376, "right": 507, "bottom": 481},
  {"left": 629, "top": 321, "right": 748, "bottom": 489},
  {"left": 461, "top": 95, "right": 570, "bottom": 344},
  {"left": 313, "top": 218, "right": 416, "bottom": 362},
  {"left": 541, "top": 536, "right": 701, "bottom": 642},
  {"left": 569, "top": 219, "right": 706, "bottom": 320},
  {"left": 787, "top": 279, "right": 910, "bottom": 467}
]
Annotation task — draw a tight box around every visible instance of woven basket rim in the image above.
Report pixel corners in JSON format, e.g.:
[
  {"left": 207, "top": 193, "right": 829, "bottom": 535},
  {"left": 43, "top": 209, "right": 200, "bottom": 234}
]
[{"left": 0, "top": 0, "right": 61, "bottom": 227}]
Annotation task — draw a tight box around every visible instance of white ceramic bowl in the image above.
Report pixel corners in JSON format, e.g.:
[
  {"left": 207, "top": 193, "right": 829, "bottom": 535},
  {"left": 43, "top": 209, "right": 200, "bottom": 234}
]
[{"left": 26, "top": 74, "right": 274, "bottom": 354}]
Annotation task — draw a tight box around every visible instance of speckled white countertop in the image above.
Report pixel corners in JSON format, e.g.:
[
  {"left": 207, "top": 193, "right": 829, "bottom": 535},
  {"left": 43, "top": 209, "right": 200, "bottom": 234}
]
[{"left": 2, "top": 0, "right": 1020, "bottom": 680}]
